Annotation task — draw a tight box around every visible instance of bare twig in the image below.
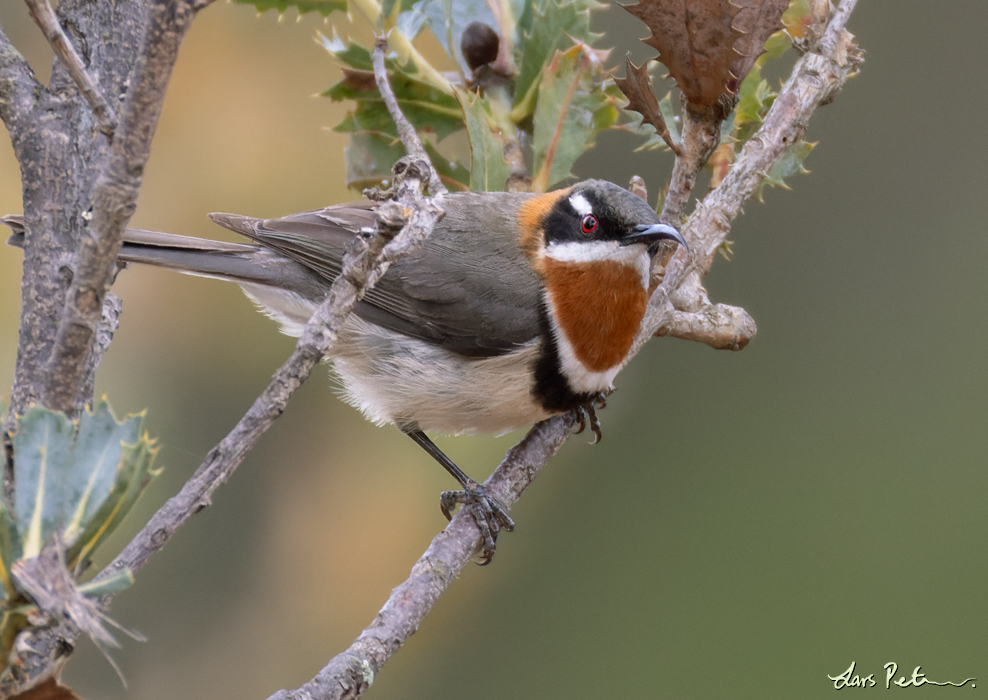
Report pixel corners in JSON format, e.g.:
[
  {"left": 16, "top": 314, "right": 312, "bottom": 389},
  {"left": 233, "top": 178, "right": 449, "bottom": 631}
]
[
  {"left": 654, "top": 301, "right": 756, "bottom": 351},
  {"left": 78, "top": 294, "right": 122, "bottom": 410},
  {"left": 371, "top": 36, "right": 446, "bottom": 196},
  {"left": 24, "top": 0, "right": 117, "bottom": 135},
  {"left": 659, "top": 106, "right": 722, "bottom": 226},
  {"left": 41, "top": 0, "right": 201, "bottom": 416}
]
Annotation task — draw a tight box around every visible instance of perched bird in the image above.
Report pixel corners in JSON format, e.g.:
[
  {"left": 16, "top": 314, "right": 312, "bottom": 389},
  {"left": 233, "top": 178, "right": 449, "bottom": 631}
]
[{"left": 5, "top": 179, "right": 687, "bottom": 561}]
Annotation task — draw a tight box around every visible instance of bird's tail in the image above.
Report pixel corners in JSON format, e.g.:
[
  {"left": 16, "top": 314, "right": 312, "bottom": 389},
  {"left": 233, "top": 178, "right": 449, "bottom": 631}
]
[{"left": 2, "top": 214, "right": 319, "bottom": 293}]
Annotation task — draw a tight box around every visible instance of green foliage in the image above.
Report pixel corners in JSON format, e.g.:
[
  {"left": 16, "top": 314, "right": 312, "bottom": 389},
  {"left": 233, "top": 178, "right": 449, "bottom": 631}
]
[
  {"left": 513, "top": 0, "right": 602, "bottom": 117},
  {"left": 755, "top": 139, "right": 815, "bottom": 199},
  {"left": 0, "top": 400, "right": 158, "bottom": 660},
  {"left": 234, "top": 0, "right": 346, "bottom": 16},
  {"left": 532, "top": 44, "right": 619, "bottom": 191},
  {"left": 458, "top": 89, "right": 513, "bottom": 192},
  {"left": 0, "top": 400, "right": 159, "bottom": 600},
  {"left": 630, "top": 90, "right": 681, "bottom": 153},
  {"left": 323, "top": 40, "right": 463, "bottom": 140},
  {"left": 319, "top": 0, "right": 616, "bottom": 192}
]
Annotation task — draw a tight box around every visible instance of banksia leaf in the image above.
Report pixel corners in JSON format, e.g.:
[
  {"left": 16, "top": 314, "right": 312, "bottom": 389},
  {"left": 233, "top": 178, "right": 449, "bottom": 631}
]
[
  {"left": 624, "top": 0, "right": 744, "bottom": 110},
  {"left": 729, "top": 0, "right": 789, "bottom": 94},
  {"left": 514, "top": 0, "right": 602, "bottom": 116},
  {"left": 6, "top": 400, "right": 159, "bottom": 573},
  {"left": 615, "top": 59, "right": 682, "bottom": 155},
  {"left": 755, "top": 138, "right": 815, "bottom": 199},
  {"left": 457, "top": 89, "right": 513, "bottom": 193},
  {"left": 623, "top": 0, "right": 787, "bottom": 113},
  {"left": 532, "top": 43, "right": 617, "bottom": 191}
]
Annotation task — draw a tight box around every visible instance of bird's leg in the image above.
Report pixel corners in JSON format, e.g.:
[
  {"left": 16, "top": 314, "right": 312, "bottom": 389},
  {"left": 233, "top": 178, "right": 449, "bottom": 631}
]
[
  {"left": 572, "top": 391, "right": 610, "bottom": 444},
  {"left": 403, "top": 429, "right": 515, "bottom": 565}
]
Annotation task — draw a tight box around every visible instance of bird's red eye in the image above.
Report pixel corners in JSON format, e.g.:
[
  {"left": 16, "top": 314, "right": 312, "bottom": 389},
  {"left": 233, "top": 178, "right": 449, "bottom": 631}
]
[{"left": 581, "top": 214, "right": 597, "bottom": 235}]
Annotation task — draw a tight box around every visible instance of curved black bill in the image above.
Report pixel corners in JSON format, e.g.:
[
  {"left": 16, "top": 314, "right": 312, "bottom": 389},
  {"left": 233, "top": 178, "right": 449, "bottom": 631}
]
[{"left": 624, "top": 223, "right": 689, "bottom": 254}]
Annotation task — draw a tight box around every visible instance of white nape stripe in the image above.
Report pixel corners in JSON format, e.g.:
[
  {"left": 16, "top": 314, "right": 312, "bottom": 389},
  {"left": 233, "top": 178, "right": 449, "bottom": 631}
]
[
  {"left": 543, "top": 240, "right": 652, "bottom": 288},
  {"left": 568, "top": 193, "right": 593, "bottom": 217}
]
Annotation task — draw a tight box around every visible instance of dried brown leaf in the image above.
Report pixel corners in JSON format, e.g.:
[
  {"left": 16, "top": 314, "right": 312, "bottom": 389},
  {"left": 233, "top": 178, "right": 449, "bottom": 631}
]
[
  {"left": 624, "top": 0, "right": 743, "bottom": 109},
  {"left": 624, "top": 0, "right": 789, "bottom": 110},
  {"left": 614, "top": 59, "right": 682, "bottom": 155},
  {"left": 340, "top": 68, "right": 377, "bottom": 92},
  {"left": 728, "top": 0, "right": 789, "bottom": 92},
  {"left": 707, "top": 141, "right": 734, "bottom": 188}
]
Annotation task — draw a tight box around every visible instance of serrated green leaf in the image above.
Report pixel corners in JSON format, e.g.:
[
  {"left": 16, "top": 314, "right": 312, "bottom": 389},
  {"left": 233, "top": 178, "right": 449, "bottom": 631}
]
[
  {"left": 532, "top": 44, "right": 616, "bottom": 191},
  {"left": 322, "top": 42, "right": 464, "bottom": 141},
  {"left": 658, "top": 91, "right": 680, "bottom": 145},
  {"left": 318, "top": 32, "right": 375, "bottom": 70},
  {"left": 629, "top": 90, "right": 680, "bottom": 152},
  {"left": 733, "top": 65, "right": 776, "bottom": 145},
  {"left": 234, "top": 0, "right": 346, "bottom": 16},
  {"left": 513, "top": 0, "right": 603, "bottom": 113},
  {"left": 0, "top": 393, "right": 15, "bottom": 600},
  {"left": 760, "top": 30, "right": 792, "bottom": 66},
  {"left": 457, "top": 89, "right": 512, "bottom": 192},
  {"left": 0, "top": 503, "right": 19, "bottom": 602},
  {"left": 10, "top": 401, "right": 159, "bottom": 568},
  {"left": 67, "top": 428, "right": 160, "bottom": 570},
  {"left": 756, "top": 139, "right": 815, "bottom": 199}
]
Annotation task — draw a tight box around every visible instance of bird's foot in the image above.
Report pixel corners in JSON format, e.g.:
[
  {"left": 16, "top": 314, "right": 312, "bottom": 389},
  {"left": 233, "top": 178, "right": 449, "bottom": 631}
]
[
  {"left": 573, "top": 391, "right": 610, "bottom": 444},
  {"left": 440, "top": 480, "right": 515, "bottom": 565}
]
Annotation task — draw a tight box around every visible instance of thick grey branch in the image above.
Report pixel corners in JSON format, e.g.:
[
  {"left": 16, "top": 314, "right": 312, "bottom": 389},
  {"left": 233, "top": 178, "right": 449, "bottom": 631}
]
[
  {"left": 42, "top": 0, "right": 199, "bottom": 415},
  {"left": 371, "top": 36, "right": 445, "bottom": 196},
  {"left": 24, "top": 0, "right": 117, "bottom": 135},
  {"left": 0, "top": 24, "right": 43, "bottom": 135}
]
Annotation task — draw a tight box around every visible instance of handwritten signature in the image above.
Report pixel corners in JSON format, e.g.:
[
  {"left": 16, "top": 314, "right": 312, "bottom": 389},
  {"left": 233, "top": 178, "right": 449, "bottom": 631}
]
[{"left": 828, "top": 662, "right": 976, "bottom": 689}]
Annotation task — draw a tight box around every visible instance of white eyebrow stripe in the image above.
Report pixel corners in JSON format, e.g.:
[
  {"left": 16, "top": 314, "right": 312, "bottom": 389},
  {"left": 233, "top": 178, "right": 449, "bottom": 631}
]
[{"left": 568, "top": 193, "right": 592, "bottom": 217}]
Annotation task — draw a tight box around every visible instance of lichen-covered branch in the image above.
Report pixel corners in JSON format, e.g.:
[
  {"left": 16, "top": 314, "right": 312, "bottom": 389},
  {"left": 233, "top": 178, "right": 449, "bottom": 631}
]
[
  {"left": 41, "top": 0, "right": 200, "bottom": 416},
  {"left": 0, "top": 25, "right": 43, "bottom": 141},
  {"left": 24, "top": 0, "right": 117, "bottom": 135},
  {"left": 371, "top": 36, "right": 445, "bottom": 196},
  {"left": 655, "top": 300, "right": 756, "bottom": 351}
]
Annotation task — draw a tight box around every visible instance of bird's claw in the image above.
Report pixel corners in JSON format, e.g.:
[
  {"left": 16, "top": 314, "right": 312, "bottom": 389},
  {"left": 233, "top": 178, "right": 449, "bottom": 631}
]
[
  {"left": 573, "top": 391, "right": 609, "bottom": 444},
  {"left": 440, "top": 480, "right": 515, "bottom": 565}
]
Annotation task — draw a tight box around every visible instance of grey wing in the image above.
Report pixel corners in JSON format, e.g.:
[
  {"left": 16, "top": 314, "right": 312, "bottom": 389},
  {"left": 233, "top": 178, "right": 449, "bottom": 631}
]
[{"left": 212, "top": 195, "right": 542, "bottom": 357}]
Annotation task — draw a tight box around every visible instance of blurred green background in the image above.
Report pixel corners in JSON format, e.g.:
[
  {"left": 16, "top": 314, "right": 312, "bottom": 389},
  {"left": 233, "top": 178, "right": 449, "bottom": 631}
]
[{"left": 1, "top": 2, "right": 987, "bottom": 698}]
